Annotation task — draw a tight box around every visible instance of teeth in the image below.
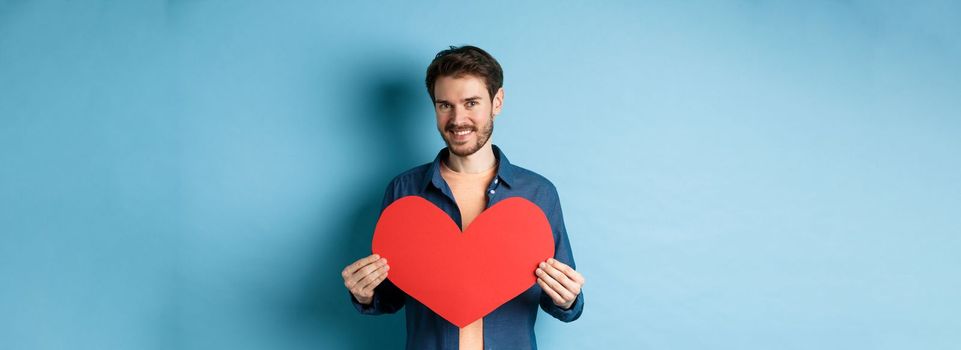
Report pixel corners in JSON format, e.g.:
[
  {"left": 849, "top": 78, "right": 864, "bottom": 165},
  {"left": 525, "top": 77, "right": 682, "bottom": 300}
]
[{"left": 454, "top": 130, "right": 472, "bottom": 136}]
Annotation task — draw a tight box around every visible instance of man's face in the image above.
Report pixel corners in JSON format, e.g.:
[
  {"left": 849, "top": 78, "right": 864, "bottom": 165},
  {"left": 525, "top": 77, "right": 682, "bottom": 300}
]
[{"left": 433, "top": 75, "right": 504, "bottom": 157}]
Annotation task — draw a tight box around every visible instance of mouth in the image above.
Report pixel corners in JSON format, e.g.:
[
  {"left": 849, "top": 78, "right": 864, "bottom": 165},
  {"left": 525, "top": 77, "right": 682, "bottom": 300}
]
[{"left": 447, "top": 127, "right": 475, "bottom": 143}]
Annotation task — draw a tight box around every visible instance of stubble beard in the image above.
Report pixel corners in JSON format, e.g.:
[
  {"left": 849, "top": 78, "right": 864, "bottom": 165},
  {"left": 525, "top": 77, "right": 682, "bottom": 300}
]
[{"left": 442, "top": 114, "right": 495, "bottom": 157}]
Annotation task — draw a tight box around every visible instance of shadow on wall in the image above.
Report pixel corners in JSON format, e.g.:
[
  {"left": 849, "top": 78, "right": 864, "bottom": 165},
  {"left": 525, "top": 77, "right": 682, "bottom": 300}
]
[{"left": 286, "top": 58, "right": 426, "bottom": 349}]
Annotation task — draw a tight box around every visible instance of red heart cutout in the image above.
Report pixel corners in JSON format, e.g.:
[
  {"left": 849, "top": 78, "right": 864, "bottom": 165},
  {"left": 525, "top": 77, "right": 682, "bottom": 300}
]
[{"left": 372, "top": 196, "right": 555, "bottom": 328}]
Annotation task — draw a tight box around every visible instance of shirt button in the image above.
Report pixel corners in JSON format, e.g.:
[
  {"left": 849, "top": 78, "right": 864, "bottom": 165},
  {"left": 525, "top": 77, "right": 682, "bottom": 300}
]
[
  {"left": 489, "top": 189, "right": 495, "bottom": 195},
  {"left": 494, "top": 178, "right": 499, "bottom": 184}
]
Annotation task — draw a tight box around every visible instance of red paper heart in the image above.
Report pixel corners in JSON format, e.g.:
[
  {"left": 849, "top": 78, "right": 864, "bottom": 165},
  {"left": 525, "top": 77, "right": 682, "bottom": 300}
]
[{"left": 371, "top": 195, "right": 555, "bottom": 328}]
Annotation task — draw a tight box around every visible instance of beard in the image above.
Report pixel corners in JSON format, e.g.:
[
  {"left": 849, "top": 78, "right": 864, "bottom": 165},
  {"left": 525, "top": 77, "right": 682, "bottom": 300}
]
[{"left": 441, "top": 114, "right": 494, "bottom": 157}]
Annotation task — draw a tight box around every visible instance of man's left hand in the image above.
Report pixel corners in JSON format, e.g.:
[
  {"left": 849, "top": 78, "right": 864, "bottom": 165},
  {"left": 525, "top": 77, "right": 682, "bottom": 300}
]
[{"left": 536, "top": 258, "right": 585, "bottom": 310}]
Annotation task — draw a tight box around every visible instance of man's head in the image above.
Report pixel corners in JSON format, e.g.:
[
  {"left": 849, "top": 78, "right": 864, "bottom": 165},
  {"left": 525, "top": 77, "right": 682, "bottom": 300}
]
[{"left": 425, "top": 45, "right": 505, "bottom": 157}]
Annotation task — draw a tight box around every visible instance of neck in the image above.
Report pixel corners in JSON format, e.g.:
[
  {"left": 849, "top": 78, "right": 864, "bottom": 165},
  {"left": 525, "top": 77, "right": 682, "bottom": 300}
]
[{"left": 445, "top": 141, "right": 496, "bottom": 174}]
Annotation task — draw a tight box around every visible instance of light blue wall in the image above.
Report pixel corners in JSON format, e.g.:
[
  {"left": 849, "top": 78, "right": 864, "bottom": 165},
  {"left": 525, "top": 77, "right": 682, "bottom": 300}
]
[{"left": 2, "top": 1, "right": 959, "bottom": 349}]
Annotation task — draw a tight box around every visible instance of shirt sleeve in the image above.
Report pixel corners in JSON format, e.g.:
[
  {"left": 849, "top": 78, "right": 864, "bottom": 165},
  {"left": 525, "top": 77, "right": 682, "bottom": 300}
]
[
  {"left": 348, "top": 178, "right": 408, "bottom": 315},
  {"left": 349, "top": 278, "right": 406, "bottom": 315},
  {"left": 538, "top": 185, "right": 585, "bottom": 322}
]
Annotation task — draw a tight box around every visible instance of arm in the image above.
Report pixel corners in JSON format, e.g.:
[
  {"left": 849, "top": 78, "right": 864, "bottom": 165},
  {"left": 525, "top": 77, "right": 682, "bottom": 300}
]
[
  {"left": 345, "top": 179, "right": 408, "bottom": 315},
  {"left": 348, "top": 270, "right": 406, "bottom": 315},
  {"left": 537, "top": 188, "right": 585, "bottom": 322}
]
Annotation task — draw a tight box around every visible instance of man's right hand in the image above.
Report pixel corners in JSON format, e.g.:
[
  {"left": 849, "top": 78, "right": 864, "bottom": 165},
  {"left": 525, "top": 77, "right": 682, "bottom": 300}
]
[{"left": 342, "top": 254, "right": 390, "bottom": 305}]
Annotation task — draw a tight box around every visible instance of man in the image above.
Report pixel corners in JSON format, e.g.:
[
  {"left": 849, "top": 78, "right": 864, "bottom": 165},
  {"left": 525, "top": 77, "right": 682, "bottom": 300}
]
[{"left": 341, "top": 45, "right": 585, "bottom": 349}]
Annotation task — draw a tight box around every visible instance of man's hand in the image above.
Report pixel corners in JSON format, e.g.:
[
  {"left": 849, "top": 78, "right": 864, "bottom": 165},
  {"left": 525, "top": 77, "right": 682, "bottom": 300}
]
[
  {"left": 342, "top": 254, "right": 390, "bottom": 305},
  {"left": 536, "top": 258, "right": 585, "bottom": 310}
]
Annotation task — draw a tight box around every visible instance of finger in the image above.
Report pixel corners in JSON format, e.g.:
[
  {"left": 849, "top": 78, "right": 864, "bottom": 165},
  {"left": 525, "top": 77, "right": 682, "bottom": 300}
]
[
  {"left": 345, "top": 254, "right": 381, "bottom": 276},
  {"left": 357, "top": 264, "right": 389, "bottom": 290},
  {"left": 350, "top": 266, "right": 384, "bottom": 295},
  {"left": 549, "top": 258, "right": 586, "bottom": 285},
  {"left": 360, "top": 269, "right": 389, "bottom": 295},
  {"left": 540, "top": 262, "right": 580, "bottom": 295},
  {"left": 537, "top": 277, "right": 567, "bottom": 305},
  {"left": 346, "top": 254, "right": 382, "bottom": 277},
  {"left": 346, "top": 259, "right": 387, "bottom": 288},
  {"left": 536, "top": 267, "right": 575, "bottom": 302},
  {"left": 351, "top": 258, "right": 387, "bottom": 281}
]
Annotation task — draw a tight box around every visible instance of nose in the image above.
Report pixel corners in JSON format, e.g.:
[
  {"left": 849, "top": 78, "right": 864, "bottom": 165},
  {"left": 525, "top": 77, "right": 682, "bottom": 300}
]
[{"left": 451, "top": 105, "right": 470, "bottom": 123}]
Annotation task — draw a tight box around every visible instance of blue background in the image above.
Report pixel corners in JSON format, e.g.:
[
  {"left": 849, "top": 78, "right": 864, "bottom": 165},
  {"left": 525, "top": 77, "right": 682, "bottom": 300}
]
[{"left": 2, "top": 1, "right": 959, "bottom": 349}]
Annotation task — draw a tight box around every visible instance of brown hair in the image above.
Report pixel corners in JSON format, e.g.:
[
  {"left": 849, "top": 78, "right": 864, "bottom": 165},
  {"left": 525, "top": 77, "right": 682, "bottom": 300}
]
[{"left": 425, "top": 45, "right": 504, "bottom": 102}]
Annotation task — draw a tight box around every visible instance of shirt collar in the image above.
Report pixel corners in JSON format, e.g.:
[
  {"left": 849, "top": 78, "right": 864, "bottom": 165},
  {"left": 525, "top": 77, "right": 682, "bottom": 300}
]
[{"left": 423, "top": 144, "right": 515, "bottom": 191}]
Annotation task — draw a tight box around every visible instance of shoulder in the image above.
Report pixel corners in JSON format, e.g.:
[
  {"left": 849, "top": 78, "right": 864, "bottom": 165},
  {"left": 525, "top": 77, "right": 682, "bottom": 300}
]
[
  {"left": 387, "top": 162, "right": 432, "bottom": 189},
  {"left": 381, "top": 162, "right": 432, "bottom": 204},
  {"left": 507, "top": 162, "right": 561, "bottom": 202}
]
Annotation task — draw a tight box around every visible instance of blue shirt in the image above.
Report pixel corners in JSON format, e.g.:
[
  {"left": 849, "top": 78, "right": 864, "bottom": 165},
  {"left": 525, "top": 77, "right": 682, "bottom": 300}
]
[{"left": 350, "top": 145, "right": 584, "bottom": 350}]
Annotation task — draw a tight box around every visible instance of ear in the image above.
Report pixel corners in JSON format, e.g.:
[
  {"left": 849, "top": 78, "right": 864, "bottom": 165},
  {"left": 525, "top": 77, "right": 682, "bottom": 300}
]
[{"left": 492, "top": 87, "right": 505, "bottom": 118}]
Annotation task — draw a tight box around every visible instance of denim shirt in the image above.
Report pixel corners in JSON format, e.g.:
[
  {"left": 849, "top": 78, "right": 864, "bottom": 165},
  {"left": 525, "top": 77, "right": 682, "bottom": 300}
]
[{"left": 350, "top": 145, "right": 584, "bottom": 350}]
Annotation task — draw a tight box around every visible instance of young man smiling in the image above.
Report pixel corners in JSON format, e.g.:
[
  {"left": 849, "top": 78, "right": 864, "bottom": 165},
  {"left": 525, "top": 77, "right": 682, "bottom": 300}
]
[{"left": 341, "top": 45, "right": 585, "bottom": 349}]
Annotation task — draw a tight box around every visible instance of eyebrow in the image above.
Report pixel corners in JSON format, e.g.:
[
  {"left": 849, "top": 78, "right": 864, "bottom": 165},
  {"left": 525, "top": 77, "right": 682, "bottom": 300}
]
[{"left": 434, "top": 96, "right": 483, "bottom": 104}]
